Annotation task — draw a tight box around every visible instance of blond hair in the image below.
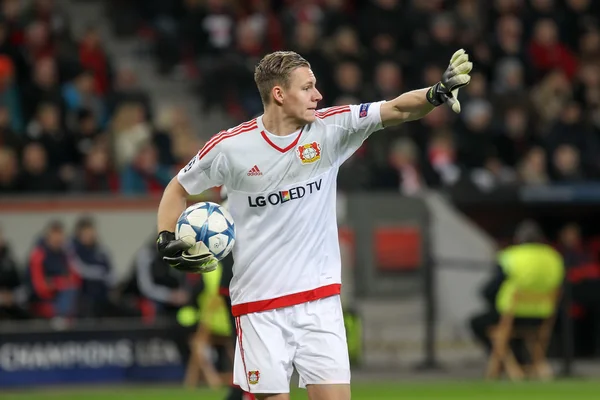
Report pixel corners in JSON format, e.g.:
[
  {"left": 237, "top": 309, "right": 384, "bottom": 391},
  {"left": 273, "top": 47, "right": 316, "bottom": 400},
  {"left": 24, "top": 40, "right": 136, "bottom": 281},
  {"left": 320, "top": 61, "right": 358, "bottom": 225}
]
[{"left": 254, "top": 51, "right": 311, "bottom": 106}]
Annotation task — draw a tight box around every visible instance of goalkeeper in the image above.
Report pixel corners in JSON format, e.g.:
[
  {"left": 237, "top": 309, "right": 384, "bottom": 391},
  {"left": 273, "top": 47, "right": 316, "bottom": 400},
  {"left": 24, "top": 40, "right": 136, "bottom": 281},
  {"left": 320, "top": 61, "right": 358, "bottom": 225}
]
[{"left": 157, "top": 49, "right": 471, "bottom": 400}]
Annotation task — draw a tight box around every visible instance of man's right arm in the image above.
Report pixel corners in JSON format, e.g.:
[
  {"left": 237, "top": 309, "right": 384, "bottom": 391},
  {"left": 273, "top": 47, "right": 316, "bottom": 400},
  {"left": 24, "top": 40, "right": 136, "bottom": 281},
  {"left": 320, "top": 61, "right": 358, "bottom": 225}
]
[
  {"left": 157, "top": 177, "right": 189, "bottom": 234},
  {"left": 156, "top": 139, "right": 228, "bottom": 273}
]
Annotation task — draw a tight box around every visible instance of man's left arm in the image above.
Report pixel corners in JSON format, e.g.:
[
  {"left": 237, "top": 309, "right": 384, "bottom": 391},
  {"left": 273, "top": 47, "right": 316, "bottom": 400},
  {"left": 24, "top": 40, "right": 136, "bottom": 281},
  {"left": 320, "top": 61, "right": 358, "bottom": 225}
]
[{"left": 380, "top": 49, "right": 473, "bottom": 127}]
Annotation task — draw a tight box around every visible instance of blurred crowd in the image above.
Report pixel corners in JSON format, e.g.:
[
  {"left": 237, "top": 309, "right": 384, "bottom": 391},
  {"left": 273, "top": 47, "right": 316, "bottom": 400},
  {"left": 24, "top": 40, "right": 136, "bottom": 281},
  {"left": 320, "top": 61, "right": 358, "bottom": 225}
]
[
  {"left": 0, "top": 0, "right": 202, "bottom": 196},
  {"left": 1, "top": 0, "right": 600, "bottom": 196},
  {"left": 109, "top": 0, "right": 600, "bottom": 194},
  {"left": 0, "top": 217, "right": 206, "bottom": 326}
]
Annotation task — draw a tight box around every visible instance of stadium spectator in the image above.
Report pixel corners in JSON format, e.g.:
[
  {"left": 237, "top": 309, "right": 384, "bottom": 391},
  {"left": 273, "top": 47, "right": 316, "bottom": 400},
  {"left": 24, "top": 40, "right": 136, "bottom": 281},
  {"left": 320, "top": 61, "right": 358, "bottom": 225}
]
[
  {"left": 469, "top": 156, "right": 518, "bottom": 192},
  {"left": 0, "top": 227, "right": 28, "bottom": 320},
  {"left": 61, "top": 69, "right": 104, "bottom": 127},
  {"left": 0, "top": 16, "right": 30, "bottom": 87},
  {"left": 26, "top": 102, "right": 76, "bottom": 173},
  {"left": 371, "top": 137, "right": 426, "bottom": 194},
  {"left": 358, "top": 0, "right": 404, "bottom": 58},
  {"left": 0, "top": 105, "right": 21, "bottom": 150},
  {"left": 427, "top": 130, "right": 461, "bottom": 187},
  {"left": 120, "top": 140, "right": 171, "bottom": 195},
  {"left": 530, "top": 69, "right": 573, "bottom": 130},
  {"left": 0, "top": 146, "right": 19, "bottom": 193},
  {"left": 111, "top": 102, "right": 152, "bottom": 169},
  {"left": 123, "top": 239, "right": 195, "bottom": 322},
  {"left": 0, "top": 54, "right": 22, "bottom": 132},
  {"left": 556, "top": 222, "right": 600, "bottom": 357},
  {"left": 330, "top": 60, "right": 366, "bottom": 105},
  {"left": 78, "top": 26, "right": 111, "bottom": 96},
  {"left": 105, "top": 65, "right": 152, "bottom": 122},
  {"left": 20, "top": 57, "right": 64, "bottom": 125},
  {"left": 71, "top": 108, "right": 102, "bottom": 163},
  {"left": 528, "top": 18, "right": 578, "bottom": 81},
  {"left": 494, "top": 106, "right": 535, "bottom": 167},
  {"left": 69, "top": 216, "right": 115, "bottom": 317},
  {"left": 27, "top": 220, "right": 80, "bottom": 322},
  {"left": 517, "top": 146, "right": 550, "bottom": 186},
  {"left": 371, "top": 61, "right": 403, "bottom": 102},
  {"left": 456, "top": 99, "right": 495, "bottom": 169},
  {"left": 25, "top": 0, "right": 72, "bottom": 41},
  {"left": 23, "top": 20, "right": 55, "bottom": 64},
  {"left": 551, "top": 144, "right": 585, "bottom": 182},
  {"left": 18, "top": 141, "right": 65, "bottom": 192},
  {"left": 557, "top": 222, "right": 593, "bottom": 269},
  {"left": 70, "top": 143, "right": 119, "bottom": 193}
]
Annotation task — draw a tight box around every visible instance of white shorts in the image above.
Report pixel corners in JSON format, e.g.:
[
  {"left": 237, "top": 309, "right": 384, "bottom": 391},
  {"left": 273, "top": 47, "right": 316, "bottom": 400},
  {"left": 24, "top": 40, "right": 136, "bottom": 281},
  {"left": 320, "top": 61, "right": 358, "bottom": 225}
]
[{"left": 232, "top": 294, "right": 350, "bottom": 394}]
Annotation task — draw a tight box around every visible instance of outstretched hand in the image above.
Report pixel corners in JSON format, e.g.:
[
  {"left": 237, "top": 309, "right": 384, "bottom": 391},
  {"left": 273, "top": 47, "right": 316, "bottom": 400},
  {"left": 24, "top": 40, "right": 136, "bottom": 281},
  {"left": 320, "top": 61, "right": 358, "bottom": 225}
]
[{"left": 426, "top": 49, "right": 473, "bottom": 114}]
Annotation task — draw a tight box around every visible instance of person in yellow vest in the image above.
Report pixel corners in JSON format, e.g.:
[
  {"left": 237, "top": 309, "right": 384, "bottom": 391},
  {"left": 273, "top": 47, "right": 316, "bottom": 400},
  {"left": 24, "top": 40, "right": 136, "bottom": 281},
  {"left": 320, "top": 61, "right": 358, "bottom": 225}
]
[
  {"left": 469, "top": 220, "right": 565, "bottom": 357},
  {"left": 177, "top": 262, "right": 232, "bottom": 335}
]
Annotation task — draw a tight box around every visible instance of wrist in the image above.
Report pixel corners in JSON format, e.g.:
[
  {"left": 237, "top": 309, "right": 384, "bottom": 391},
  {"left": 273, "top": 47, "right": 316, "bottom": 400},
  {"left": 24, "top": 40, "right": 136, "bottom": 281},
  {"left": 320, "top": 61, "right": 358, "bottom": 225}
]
[{"left": 426, "top": 82, "right": 446, "bottom": 107}]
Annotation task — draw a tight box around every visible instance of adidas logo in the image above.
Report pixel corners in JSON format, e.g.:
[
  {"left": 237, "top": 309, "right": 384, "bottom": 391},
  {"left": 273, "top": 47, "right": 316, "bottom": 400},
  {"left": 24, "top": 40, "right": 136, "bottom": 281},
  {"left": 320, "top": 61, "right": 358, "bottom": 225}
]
[{"left": 247, "top": 165, "right": 263, "bottom": 176}]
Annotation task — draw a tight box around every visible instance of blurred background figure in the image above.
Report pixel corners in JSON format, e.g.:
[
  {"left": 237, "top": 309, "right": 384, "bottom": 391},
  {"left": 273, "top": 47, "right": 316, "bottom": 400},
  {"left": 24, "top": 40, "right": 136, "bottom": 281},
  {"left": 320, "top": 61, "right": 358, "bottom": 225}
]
[
  {"left": 121, "top": 238, "right": 196, "bottom": 323},
  {"left": 69, "top": 215, "right": 115, "bottom": 318},
  {"left": 0, "top": 226, "right": 28, "bottom": 320},
  {"left": 27, "top": 220, "right": 80, "bottom": 326},
  {"left": 469, "top": 220, "right": 564, "bottom": 361}
]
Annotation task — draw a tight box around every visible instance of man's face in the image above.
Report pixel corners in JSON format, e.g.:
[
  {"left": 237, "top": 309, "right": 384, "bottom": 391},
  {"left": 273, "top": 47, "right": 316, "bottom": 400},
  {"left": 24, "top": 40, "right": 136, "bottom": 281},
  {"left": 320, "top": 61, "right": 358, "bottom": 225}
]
[
  {"left": 47, "top": 228, "right": 64, "bottom": 250},
  {"left": 78, "top": 226, "right": 97, "bottom": 246},
  {"left": 280, "top": 67, "right": 322, "bottom": 124}
]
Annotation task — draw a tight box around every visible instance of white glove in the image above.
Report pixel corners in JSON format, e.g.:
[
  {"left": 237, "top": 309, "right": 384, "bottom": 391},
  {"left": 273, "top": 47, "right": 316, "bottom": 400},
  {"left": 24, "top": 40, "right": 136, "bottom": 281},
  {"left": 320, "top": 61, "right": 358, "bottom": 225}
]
[
  {"left": 426, "top": 48, "right": 473, "bottom": 114},
  {"left": 180, "top": 250, "right": 218, "bottom": 273}
]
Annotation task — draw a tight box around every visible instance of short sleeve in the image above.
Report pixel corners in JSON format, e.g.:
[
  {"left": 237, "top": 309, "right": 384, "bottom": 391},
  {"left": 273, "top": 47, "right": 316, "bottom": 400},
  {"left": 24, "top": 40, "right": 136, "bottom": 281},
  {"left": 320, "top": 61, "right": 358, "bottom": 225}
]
[
  {"left": 318, "top": 101, "right": 385, "bottom": 165},
  {"left": 177, "top": 141, "right": 228, "bottom": 195}
]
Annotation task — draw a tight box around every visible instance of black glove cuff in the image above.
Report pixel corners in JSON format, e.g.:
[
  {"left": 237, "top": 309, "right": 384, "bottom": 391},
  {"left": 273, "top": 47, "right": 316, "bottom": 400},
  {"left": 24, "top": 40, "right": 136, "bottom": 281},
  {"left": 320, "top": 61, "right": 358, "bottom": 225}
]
[
  {"left": 157, "top": 231, "right": 176, "bottom": 251},
  {"left": 426, "top": 82, "right": 446, "bottom": 107}
]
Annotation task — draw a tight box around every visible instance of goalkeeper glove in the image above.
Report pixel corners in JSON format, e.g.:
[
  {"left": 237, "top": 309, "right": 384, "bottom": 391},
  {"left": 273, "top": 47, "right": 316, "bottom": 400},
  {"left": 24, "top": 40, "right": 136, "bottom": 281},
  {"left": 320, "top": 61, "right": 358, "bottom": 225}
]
[
  {"left": 426, "top": 48, "right": 473, "bottom": 114},
  {"left": 156, "top": 231, "right": 218, "bottom": 273}
]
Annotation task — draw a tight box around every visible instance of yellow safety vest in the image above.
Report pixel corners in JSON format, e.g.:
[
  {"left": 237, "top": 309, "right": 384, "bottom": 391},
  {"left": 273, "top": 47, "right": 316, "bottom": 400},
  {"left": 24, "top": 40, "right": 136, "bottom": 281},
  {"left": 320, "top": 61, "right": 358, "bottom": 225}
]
[
  {"left": 496, "top": 243, "right": 564, "bottom": 318},
  {"left": 177, "top": 264, "right": 232, "bottom": 336}
]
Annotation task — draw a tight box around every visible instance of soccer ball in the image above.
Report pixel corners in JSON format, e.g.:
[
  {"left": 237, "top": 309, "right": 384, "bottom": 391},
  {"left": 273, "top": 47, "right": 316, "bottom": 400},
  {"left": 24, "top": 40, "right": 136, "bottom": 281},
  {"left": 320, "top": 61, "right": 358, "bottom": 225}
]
[{"left": 175, "top": 202, "right": 236, "bottom": 261}]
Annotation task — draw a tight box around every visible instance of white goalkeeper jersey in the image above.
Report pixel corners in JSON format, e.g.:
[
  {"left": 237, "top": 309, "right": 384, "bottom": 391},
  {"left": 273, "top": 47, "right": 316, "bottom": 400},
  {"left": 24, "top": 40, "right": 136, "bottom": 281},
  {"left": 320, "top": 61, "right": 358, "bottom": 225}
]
[{"left": 177, "top": 102, "right": 384, "bottom": 316}]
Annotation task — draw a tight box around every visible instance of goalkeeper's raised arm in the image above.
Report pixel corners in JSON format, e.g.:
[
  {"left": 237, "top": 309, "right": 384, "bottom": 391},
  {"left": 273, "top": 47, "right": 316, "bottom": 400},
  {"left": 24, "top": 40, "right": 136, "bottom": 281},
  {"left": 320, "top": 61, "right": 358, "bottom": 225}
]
[{"left": 380, "top": 49, "right": 473, "bottom": 126}]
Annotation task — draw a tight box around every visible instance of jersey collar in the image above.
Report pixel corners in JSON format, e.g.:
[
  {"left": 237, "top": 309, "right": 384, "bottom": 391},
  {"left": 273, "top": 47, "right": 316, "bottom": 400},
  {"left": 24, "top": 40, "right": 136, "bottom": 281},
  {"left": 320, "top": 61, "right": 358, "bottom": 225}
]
[{"left": 258, "top": 115, "right": 304, "bottom": 153}]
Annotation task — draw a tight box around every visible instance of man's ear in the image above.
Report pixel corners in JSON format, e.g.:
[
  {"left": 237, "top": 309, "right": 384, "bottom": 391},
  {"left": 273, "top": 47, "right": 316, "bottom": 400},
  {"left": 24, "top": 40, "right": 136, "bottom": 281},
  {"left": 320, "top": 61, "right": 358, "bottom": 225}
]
[{"left": 272, "top": 85, "right": 284, "bottom": 105}]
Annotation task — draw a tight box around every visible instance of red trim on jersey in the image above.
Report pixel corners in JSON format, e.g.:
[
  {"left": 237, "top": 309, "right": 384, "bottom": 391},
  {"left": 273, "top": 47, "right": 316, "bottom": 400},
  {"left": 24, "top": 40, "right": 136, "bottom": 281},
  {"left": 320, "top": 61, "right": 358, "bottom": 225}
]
[
  {"left": 230, "top": 119, "right": 258, "bottom": 135},
  {"left": 199, "top": 123, "right": 257, "bottom": 159},
  {"left": 235, "top": 316, "right": 251, "bottom": 389},
  {"left": 315, "top": 105, "right": 349, "bottom": 114},
  {"left": 315, "top": 105, "right": 350, "bottom": 119},
  {"left": 198, "top": 119, "right": 257, "bottom": 159},
  {"left": 201, "top": 130, "right": 227, "bottom": 152},
  {"left": 260, "top": 127, "right": 303, "bottom": 153},
  {"left": 231, "top": 284, "right": 341, "bottom": 316},
  {"left": 316, "top": 109, "right": 350, "bottom": 118}
]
